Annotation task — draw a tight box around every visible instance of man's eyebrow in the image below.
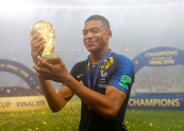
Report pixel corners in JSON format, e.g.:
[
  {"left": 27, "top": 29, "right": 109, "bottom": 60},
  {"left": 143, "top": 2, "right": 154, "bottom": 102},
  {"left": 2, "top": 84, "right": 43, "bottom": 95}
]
[
  {"left": 91, "top": 27, "right": 100, "bottom": 30},
  {"left": 83, "top": 27, "right": 100, "bottom": 31}
]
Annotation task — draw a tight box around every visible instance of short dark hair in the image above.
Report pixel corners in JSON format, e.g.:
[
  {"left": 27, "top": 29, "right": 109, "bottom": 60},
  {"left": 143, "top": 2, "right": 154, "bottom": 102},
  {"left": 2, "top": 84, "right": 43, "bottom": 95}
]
[{"left": 85, "top": 15, "right": 111, "bottom": 31}]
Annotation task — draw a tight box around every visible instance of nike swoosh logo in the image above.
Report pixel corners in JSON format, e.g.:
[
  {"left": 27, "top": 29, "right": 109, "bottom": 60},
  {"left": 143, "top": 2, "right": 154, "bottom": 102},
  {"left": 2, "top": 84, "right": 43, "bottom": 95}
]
[{"left": 77, "top": 73, "right": 84, "bottom": 79}]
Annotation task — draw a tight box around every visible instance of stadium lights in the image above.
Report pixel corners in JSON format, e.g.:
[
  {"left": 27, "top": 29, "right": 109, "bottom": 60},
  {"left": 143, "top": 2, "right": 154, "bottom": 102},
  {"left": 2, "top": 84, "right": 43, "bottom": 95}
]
[
  {"left": 0, "top": 1, "right": 183, "bottom": 13},
  {"left": 31, "top": 3, "right": 183, "bottom": 10},
  {"left": 0, "top": 0, "right": 36, "bottom": 16}
]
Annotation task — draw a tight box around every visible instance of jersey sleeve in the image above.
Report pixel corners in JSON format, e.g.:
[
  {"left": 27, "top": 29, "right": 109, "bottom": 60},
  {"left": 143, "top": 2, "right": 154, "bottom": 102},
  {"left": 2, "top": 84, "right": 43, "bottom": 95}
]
[
  {"left": 70, "top": 60, "right": 87, "bottom": 81},
  {"left": 70, "top": 62, "right": 80, "bottom": 81},
  {"left": 108, "top": 56, "right": 134, "bottom": 94}
]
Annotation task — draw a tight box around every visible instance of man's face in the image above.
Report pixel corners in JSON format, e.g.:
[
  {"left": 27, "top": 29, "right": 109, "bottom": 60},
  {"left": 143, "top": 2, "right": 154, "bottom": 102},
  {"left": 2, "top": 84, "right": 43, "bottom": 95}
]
[{"left": 82, "top": 20, "right": 111, "bottom": 52}]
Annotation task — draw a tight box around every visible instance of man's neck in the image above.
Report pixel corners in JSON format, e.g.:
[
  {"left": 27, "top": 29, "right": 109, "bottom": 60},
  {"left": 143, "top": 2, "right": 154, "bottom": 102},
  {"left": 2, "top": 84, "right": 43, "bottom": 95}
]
[{"left": 90, "top": 47, "right": 109, "bottom": 64}]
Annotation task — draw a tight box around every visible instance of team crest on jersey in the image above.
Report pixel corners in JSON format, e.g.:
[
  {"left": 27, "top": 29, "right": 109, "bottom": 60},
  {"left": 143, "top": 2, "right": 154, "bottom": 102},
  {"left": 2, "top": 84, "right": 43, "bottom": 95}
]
[{"left": 101, "top": 70, "right": 108, "bottom": 78}]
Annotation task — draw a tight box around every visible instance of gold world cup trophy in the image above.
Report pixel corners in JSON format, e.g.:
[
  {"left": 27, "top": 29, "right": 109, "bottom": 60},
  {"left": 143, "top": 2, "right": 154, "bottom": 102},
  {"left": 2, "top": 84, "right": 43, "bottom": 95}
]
[{"left": 29, "top": 20, "right": 56, "bottom": 64}]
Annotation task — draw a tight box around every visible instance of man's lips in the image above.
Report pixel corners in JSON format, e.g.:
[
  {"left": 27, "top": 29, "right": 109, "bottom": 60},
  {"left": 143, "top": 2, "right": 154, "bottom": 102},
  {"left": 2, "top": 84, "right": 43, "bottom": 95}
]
[{"left": 87, "top": 41, "right": 97, "bottom": 46}]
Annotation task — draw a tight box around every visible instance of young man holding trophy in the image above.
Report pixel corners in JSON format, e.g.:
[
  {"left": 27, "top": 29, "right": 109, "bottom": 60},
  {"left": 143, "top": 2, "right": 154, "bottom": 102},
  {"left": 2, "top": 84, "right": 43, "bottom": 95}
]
[{"left": 30, "top": 15, "right": 134, "bottom": 131}]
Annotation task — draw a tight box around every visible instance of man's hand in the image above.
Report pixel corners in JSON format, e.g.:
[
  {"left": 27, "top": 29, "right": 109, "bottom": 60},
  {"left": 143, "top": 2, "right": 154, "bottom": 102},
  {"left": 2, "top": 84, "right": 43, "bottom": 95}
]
[
  {"left": 33, "top": 56, "right": 69, "bottom": 83},
  {"left": 31, "top": 35, "right": 45, "bottom": 65}
]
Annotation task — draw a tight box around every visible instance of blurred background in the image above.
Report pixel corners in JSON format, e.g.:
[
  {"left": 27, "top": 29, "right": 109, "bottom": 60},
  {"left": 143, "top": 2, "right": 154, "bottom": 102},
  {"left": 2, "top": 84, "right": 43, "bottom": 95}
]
[
  {"left": 0, "top": 0, "right": 184, "bottom": 130},
  {"left": 1, "top": 0, "right": 184, "bottom": 94}
]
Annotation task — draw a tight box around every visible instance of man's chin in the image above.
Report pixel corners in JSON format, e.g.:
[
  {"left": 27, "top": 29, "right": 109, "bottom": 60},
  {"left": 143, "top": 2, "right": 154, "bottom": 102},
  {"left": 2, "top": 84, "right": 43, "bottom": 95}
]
[{"left": 87, "top": 47, "right": 96, "bottom": 52}]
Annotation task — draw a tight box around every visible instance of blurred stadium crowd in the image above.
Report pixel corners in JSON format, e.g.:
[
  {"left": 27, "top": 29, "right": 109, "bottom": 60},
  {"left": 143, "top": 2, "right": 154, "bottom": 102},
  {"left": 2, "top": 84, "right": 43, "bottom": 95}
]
[
  {"left": 132, "top": 65, "right": 184, "bottom": 93},
  {"left": 1, "top": 48, "right": 184, "bottom": 97}
]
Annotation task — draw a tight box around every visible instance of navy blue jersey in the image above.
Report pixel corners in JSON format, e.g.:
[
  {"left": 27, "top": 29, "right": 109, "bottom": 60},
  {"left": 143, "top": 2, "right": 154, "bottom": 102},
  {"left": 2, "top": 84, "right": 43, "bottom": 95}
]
[{"left": 70, "top": 50, "right": 134, "bottom": 131}]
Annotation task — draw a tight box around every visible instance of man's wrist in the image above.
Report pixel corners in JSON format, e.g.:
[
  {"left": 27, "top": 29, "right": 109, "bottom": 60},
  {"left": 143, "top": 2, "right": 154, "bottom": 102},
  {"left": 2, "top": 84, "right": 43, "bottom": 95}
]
[{"left": 62, "top": 73, "right": 72, "bottom": 86}]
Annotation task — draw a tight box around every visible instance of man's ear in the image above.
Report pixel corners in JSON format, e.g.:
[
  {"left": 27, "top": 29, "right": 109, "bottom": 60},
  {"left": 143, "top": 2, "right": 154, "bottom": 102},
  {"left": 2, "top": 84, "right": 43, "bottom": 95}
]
[{"left": 107, "top": 30, "right": 112, "bottom": 39}]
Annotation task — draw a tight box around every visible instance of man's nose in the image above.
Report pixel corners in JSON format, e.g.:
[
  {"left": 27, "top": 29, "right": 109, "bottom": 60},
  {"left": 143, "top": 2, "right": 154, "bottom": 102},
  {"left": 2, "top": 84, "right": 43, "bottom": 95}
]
[{"left": 86, "top": 32, "right": 93, "bottom": 39}]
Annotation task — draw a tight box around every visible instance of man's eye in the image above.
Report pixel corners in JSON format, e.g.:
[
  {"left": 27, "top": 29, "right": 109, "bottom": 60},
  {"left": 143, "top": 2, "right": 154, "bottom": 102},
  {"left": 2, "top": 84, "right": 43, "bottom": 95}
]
[
  {"left": 83, "top": 30, "right": 87, "bottom": 35},
  {"left": 92, "top": 29, "right": 99, "bottom": 33},
  {"left": 94, "top": 30, "right": 99, "bottom": 33}
]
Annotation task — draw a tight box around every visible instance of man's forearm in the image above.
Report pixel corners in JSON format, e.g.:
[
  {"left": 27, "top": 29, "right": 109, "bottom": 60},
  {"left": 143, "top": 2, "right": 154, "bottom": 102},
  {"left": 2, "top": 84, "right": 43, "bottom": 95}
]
[
  {"left": 39, "top": 79, "right": 64, "bottom": 112},
  {"left": 63, "top": 74, "right": 116, "bottom": 117}
]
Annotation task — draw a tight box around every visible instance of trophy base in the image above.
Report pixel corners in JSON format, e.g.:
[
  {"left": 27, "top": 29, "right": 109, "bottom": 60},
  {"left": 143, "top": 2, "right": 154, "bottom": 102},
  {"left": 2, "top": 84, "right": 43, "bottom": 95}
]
[
  {"left": 37, "top": 55, "right": 55, "bottom": 67},
  {"left": 42, "top": 55, "right": 53, "bottom": 59}
]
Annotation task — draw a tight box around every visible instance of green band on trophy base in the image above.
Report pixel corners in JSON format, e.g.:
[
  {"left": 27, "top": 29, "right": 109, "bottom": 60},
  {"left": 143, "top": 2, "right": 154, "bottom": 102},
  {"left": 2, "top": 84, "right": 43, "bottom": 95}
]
[{"left": 42, "top": 55, "right": 53, "bottom": 59}]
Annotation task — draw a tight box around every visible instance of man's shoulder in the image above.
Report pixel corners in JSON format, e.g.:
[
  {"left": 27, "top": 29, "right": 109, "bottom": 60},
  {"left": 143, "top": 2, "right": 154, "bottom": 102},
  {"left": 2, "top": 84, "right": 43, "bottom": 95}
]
[
  {"left": 112, "top": 52, "right": 133, "bottom": 65},
  {"left": 72, "top": 59, "right": 88, "bottom": 69},
  {"left": 70, "top": 59, "right": 88, "bottom": 76}
]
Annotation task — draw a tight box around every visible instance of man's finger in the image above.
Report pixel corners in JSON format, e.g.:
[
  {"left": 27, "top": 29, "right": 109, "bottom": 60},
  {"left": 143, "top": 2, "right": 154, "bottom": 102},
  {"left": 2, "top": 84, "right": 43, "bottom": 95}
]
[
  {"left": 38, "top": 56, "right": 54, "bottom": 69},
  {"left": 37, "top": 56, "right": 45, "bottom": 64},
  {"left": 50, "top": 56, "right": 62, "bottom": 64},
  {"left": 34, "top": 71, "right": 48, "bottom": 80},
  {"left": 54, "top": 56, "right": 61, "bottom": 60},
  {"left": 33, "top": 40, "right": 45, "bottom": 47},
  {"left": 31, "top": 37, "right": 43, "bottom": 46},
  {"left": 33, "top": 63, "right": 40, "bottom": 71},
  {"left": 39, "top": 44, "right": 44, "bottom": 52},
  {"left": 34, "top": 71, "right": 41, "bottom": 77},
  {"left": 33, "top": 52, "right": 41, "bottom": 63},
  {"left": 34, "top": 63, "right": 51, "bottom": 76},
  {"left": 32, "top": 35, "right": 38, "bottom": 41},
  {"left": 36, "top": 57, "right": 52, "bottom": 70},
  {"left": 34, "top": 63, "right": 45, "bottom": 73}
]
